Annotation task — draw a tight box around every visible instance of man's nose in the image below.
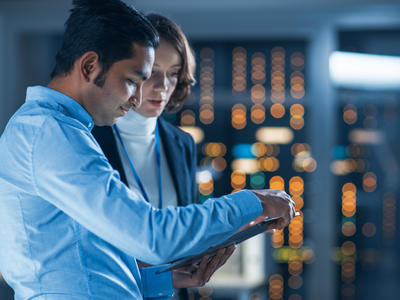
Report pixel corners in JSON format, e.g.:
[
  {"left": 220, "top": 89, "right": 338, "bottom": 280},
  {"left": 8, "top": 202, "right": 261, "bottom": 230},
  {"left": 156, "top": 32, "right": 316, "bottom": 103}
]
[{"left": 130, "top": 85, "right": 143, "bottom": 108}]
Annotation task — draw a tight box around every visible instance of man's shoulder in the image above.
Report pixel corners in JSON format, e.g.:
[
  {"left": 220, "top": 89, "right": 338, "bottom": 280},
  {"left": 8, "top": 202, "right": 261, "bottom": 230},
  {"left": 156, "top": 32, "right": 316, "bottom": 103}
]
[{"left": 3, "top": 102, "right": 94, "bottom": 157}]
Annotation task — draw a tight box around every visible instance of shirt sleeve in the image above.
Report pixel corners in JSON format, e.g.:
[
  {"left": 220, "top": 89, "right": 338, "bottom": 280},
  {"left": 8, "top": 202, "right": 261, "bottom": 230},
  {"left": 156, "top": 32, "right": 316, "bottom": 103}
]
[
  {"left": 140, "top": 266, "right": 174, "bottom": 299},
  {"left": 31, "top": 117, "right": 262, "bottom": 265}
]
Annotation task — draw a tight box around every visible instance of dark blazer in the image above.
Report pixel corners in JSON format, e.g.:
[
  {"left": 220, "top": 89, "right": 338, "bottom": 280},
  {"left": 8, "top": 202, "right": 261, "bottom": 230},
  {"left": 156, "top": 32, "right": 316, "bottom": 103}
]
[
  {"left": 92, "top": 117, "right": 198, "bottom": 206},
  {"left": 92, "top": 117, "right": 198, "bottom": 300}
]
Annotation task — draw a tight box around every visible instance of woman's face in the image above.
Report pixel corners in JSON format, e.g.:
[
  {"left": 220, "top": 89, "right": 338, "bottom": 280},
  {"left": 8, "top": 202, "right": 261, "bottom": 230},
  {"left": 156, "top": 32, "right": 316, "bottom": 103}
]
[{"left": 135, "top": 38, "right": 182, "bottom": 118}]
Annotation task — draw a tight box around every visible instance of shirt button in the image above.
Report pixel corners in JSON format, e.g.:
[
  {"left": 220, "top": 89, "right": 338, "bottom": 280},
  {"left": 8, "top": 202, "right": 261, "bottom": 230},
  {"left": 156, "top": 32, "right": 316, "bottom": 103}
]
[{"left": 88, "top": 122, "right": 92, "bottom": 127}]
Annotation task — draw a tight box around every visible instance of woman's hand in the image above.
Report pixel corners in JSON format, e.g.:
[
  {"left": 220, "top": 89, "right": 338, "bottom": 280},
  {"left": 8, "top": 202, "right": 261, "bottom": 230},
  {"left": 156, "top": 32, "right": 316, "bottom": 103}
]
[{"left": 172, "top": 245, "right": 236, "bottom": 288}]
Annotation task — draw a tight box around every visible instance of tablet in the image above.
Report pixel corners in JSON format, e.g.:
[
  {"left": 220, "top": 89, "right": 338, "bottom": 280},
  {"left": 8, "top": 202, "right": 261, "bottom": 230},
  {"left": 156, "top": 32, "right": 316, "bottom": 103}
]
[{"left": 156, "top": 216, "right": 282, "bottom": 273}]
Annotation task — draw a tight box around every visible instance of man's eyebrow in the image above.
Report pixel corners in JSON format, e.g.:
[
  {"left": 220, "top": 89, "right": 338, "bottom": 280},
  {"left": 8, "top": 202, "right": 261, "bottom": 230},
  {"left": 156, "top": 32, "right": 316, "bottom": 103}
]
[{"left": 131, "top": 70, "right": 149, "bottom": 80}]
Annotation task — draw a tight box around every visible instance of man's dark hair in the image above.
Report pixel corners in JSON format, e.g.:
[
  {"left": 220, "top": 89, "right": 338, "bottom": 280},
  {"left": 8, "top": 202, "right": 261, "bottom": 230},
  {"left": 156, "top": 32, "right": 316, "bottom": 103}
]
[{"left": 51, "top": 0, "right": 159, "bottom": 86}]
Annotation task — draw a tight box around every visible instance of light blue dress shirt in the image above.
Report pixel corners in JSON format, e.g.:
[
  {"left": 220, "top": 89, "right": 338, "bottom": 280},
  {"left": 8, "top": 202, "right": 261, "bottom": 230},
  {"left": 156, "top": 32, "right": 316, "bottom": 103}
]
[{"left": 0, "top": 86, "right": 262, "bottom": 300}]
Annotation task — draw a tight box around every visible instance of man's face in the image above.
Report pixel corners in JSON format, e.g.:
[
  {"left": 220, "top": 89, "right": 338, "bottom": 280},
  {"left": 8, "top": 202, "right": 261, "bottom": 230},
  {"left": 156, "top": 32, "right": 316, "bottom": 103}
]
[{"left": 84, "top": 43, "right": 154, "bottom": 126}]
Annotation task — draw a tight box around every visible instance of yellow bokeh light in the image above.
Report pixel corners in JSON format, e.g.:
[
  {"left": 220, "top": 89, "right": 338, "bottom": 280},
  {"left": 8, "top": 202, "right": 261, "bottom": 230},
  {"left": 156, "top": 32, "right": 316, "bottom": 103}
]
[
  {"left": 341, "top": 241, "right": 356, "bottom": 256},
  {"left": 363, "top": 172, "right": 377, "bottom": 192},
  {"left": 342, "top": 182, "right": 356, "bottom": 193},
  {"left": 180, "top": 109, "right": 196, "bottom": 126},
  {"left": 232, "top": 104, "right": 247, "bottom": 129},
  {"left": 291, "top": 143, "right": 310, "bottom": 156},
  {"left": 341, "top": 257, "right": 355, "bottom": 281},
  {"left": 302, "top": 157, "right": 317, "bottom": 172},
  {"left": 270, "top": 176, "right": 284, "bottom": 190},
  {"left": 288, "top": 261, "right": 303, "bottom": 276},
  {"left": 343, "top": 104, "right": 357, "bottom": 125},
  {"left": 203, "top": 142, "right": 227, "bottom": 157},
  {"left": 291, "top": 89, "right": 305, "bottom": 99},
  {"left": 288, "top": 275, "right": 303, "bottom": 289},
  {"left": 289, "top": 176, "right": 304, "bottom": 196},
  {"left": 199, "top": 179, "right": 213, "bottom": 195},
  {"left": 290, "top": 104, "right": 305, "bottom": 118},
  {"left": 290, "top": 117, "right": 305, "bottom": 130},
  {"left": 271, "top": 229, "right": 284, "bottom": 248},
  {"left": 270, "top": 103, "right": 285, "bottom": 119},
  {"left": 199, "top": 110, "right": 214, "bottom": 124},
  {"left": 211, "top": 157, "right": 227, "bottom": 172},
  {"left": 251, "top": 142, "right": 266, "bottom": 157},
  {"left": 362, "top": 222, "right": 376, "bottom": 237},
  {"left": 342, "top": 222, "right": 356, "bottom": 237},
  {"left": 251, "top": 104, "right": 266, "bottom": 124},
  {"left": 251, "top": 84, "right": 266, "bottom": 103},
  {"left": 290, "top": 52, "right": 305, "bottom": 69},
  {"left": 259, "top": 157, "right": 280, "bottom": 172},
  {"left": 271, "top": 48, "right": 286, "bottom": 104},
  {"left": 342, "top": 207, "right": 356, "bottom": 218},
  {"left": 232, "top": 47, "right": 247, "bottom": 92},
  {"left": 383, "top": 194, "right": 396, "bottom": 238},
  {"left": 292, "top": 196, "right": 304, "bottom": 210},
  {"left": 231, "top": 170, "right": 246, "bottom": 190}
]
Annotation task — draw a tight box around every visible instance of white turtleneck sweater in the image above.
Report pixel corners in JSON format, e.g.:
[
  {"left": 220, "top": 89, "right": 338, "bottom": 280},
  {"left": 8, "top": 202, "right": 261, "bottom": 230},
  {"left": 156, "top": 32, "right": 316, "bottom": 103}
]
[{"left": 115, "top": 110, "right": 178, "bottom": 209}]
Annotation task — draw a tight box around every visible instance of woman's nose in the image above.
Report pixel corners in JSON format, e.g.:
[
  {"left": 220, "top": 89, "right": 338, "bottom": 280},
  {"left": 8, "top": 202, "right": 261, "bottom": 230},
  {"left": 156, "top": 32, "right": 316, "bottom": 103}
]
[{"left": 154, "top": 74, "right": 168, "bottom": 92}]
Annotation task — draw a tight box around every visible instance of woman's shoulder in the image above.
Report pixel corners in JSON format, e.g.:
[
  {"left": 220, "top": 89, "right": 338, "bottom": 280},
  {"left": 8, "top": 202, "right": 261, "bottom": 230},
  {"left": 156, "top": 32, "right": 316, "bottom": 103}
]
[{"left": 157, "top": 117, "right": 195, "bottom": 145}]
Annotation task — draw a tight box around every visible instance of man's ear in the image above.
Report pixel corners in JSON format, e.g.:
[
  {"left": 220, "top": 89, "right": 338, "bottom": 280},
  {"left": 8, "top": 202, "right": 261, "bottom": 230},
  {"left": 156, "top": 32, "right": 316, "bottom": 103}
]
[{"left": 79, "top": 51, "right": 100, "bottom": 82}]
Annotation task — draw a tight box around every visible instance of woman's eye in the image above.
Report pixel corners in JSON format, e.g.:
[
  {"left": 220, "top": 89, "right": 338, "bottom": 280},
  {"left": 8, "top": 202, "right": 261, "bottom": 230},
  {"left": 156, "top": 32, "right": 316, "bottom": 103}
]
[{"left": 169, "top": 71, "right": 179, "bottom": 77}]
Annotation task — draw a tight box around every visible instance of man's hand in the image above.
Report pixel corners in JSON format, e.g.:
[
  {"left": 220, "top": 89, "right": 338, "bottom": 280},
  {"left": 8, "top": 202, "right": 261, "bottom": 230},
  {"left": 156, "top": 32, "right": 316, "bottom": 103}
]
[
  {"left": 172, "top": 245, "right": 236, "bottom": 288},
  {"left": 252, "top": 189, "right": 296, "bottom": 229}
]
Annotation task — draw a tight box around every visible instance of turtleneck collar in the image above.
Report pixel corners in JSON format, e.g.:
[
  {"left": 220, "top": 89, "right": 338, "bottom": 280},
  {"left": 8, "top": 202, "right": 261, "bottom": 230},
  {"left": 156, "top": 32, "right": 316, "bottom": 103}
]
[{"left": 115, "top": 109, "right": 157, "bottom": 136}]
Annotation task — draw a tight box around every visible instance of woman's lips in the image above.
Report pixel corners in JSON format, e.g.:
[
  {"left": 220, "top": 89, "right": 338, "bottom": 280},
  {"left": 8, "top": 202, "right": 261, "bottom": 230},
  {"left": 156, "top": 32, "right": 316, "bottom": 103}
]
[{"left": 148, "top": 99, "right": 164, "bottom": 107}]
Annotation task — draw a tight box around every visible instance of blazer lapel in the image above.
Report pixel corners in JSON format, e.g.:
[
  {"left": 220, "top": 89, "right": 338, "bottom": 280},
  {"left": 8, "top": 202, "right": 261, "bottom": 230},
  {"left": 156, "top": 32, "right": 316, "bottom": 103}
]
[
  {"left": 157, "top": 119, "right": 188, "bottom": 206},
  {"left": 92, "top": 126, "right": 128, "bottom": 185}
]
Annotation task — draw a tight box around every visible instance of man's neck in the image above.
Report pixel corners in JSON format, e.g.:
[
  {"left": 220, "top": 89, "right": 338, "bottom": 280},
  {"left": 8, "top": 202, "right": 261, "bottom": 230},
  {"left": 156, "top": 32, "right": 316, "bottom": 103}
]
[{"left": 47, "top": 77, "right": 84, "bottom": 107}]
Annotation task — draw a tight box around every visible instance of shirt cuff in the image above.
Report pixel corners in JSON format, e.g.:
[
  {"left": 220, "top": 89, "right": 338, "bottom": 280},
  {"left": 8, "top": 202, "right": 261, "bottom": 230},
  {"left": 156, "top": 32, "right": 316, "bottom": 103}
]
[
  {"left": 229, "top": 189, "right": 263, "bottom": 226},
  {"left": 140, "top": 265, "right": 174, "bottom": 299}
]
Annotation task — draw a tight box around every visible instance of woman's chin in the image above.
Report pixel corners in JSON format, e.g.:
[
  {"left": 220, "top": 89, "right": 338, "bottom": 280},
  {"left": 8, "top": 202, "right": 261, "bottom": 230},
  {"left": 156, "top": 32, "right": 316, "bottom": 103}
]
[{"left": 136, "top": 108, "right": 162, "bottom": 118}]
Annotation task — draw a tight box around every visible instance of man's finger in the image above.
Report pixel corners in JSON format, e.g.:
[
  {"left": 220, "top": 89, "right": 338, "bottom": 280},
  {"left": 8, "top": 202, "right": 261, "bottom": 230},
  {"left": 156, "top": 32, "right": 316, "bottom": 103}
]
[
  {"left": 202, "top": 248, "right": 226, "bottom": 280},
  {"left": 216, "top": 245, "right": 236, "bottom": 269},
  {"left": 197, "top": 255, "right": 210, "bottom": 274}
]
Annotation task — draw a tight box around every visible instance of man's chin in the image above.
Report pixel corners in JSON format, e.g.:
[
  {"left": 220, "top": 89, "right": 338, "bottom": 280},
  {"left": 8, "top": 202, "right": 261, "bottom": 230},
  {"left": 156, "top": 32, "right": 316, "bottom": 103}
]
[{"left": 93, "top": 118, "right": 115, "bottom": 127}]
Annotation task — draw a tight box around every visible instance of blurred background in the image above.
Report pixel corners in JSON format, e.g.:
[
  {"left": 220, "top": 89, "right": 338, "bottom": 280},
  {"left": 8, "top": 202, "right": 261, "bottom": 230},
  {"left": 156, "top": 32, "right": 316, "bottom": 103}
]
[{"left": 0, "top": 0, "right": 399, "bottom": 299}]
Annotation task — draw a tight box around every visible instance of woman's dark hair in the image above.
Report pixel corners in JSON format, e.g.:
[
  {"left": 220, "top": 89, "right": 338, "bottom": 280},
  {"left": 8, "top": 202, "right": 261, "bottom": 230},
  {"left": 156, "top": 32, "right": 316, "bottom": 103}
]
[
  {"left": 51, "top": 0, "right": 159, "bottom": 87},
  {"left": 146, "top": 13, "right": 196, "bottom": 113}
]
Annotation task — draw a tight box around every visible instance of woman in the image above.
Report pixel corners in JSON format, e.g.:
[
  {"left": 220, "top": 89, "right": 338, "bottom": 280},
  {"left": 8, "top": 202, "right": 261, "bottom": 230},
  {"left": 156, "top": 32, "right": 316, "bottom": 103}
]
[{"left": 92, "top": 14, "right": 234, "bottom": 299}]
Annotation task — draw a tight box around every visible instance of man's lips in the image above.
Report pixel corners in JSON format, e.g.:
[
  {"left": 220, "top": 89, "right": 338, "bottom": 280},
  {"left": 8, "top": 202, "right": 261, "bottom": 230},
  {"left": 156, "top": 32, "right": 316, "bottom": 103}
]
[{"left": 119, "top": 105, "right": 132, "bottom": 116}]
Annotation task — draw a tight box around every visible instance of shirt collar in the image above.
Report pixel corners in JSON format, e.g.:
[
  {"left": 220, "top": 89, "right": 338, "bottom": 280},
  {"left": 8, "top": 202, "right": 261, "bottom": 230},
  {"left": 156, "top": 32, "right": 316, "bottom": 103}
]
[{"left": 26, "top": 85, "right": 94, "bottom": 130}]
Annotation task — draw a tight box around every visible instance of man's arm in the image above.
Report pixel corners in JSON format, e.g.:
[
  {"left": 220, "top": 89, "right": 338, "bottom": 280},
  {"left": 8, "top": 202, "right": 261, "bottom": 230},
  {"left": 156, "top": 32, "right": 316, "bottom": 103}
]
[{"left": 31, "top": 118, "right": 264, "bottom": 265}]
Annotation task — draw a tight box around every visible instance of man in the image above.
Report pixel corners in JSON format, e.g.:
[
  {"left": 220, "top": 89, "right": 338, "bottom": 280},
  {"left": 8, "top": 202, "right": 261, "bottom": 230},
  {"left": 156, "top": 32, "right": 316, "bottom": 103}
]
[{"left": 0, "top": 0, "right": 296, "bottom": 299}]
